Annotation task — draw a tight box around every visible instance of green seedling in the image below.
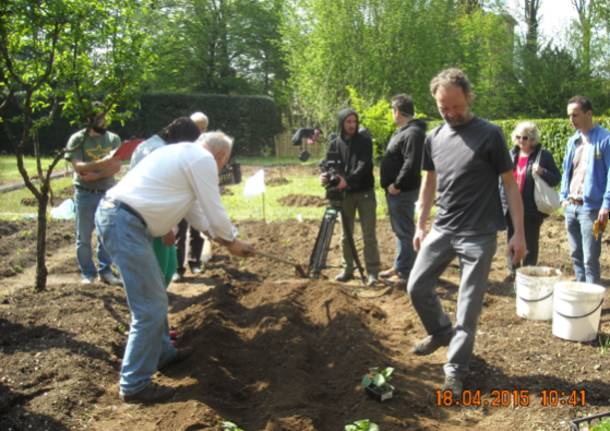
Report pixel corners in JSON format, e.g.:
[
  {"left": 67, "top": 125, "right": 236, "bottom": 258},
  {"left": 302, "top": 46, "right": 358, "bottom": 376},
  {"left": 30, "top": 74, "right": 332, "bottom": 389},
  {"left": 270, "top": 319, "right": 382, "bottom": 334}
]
[
  {"left": 591, "top": 419, "right": 610, "bottom": 431},
  {"left": 599, "top": 335, "right": 610, "bottom": 355},
  {"left": 361, "top": 367, "right": 395, "bottom": 402},
  {"left": 221, "top": 421, "right": 245, "bottom": 431},
  {"left": 362, "top": 367, "right": 394, "bottom": 388},
  {"left": 344, "top": 419, "right": 380, "bottom": 431},
  {"left": 115, "top": 323, "right": 128, "bottom": 334}
]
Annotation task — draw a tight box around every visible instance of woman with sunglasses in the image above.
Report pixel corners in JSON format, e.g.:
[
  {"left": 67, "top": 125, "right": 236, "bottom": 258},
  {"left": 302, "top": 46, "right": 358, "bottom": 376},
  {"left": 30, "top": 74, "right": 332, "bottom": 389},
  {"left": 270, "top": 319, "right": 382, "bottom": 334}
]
[{"left": 501, "top": 121, "right": 561, "bottom": 278}]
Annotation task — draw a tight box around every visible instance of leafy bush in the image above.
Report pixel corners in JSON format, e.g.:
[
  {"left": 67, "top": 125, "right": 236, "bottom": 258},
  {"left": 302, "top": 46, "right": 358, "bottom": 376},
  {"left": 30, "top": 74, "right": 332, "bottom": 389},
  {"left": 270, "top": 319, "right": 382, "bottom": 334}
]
[
  {"left": 428, "top": 117, "right": 610, "bottom": 170},
  {"left": 343, "top": 87, "right": 610, "bottom": 172},
  {"left": 119, "top": 93, "right": 283, "bottom": 156},
  {"left": 0, "top": 93, "right": 283, "bottom": 157},
  {"left": 346, "top": 86, "right": 394, "bottom": 161},
  {"left": 492, "top": 117, "right": 610, "bottom": 169}
]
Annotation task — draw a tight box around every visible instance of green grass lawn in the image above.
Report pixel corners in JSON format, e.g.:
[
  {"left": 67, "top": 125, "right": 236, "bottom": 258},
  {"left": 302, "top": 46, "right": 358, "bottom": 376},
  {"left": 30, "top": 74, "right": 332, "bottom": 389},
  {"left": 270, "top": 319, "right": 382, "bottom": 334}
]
[
  {"left": 222, "top": 170, "right": 389, "bottom": 221},
  {"left": 0, "top": 177, "right": 74, "bottom": 219},
  {"left": 0, "top": 155, "right": 73, "bottom": 184},
  {"left": 0, "top": 155, "right": 310, "bottom": 184},
  {"left": 0, "top": 163, "right": 389, "bottom": 221},
  {"left": 233, "top": 155, "right": 318, "bottom": 166}
]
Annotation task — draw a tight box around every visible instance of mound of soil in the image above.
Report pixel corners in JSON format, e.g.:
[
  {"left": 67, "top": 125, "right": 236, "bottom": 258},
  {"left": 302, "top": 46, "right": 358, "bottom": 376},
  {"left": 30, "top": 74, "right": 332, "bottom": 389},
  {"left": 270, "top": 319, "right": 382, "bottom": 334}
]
[
  {"left": 0, "top": 219, "right": 74, "bottom": 277},
  {"left": 20, "top": 186, "right": 74, "bottom": 207},
  {"left": 277, "top": 194, "right": 326, "bottom": 208},
  {"left": 0, "top": 214, "right": 609, "bottom": 431},
  {"left": 267, "top": 177, "right": 290, "bottom": 187}
]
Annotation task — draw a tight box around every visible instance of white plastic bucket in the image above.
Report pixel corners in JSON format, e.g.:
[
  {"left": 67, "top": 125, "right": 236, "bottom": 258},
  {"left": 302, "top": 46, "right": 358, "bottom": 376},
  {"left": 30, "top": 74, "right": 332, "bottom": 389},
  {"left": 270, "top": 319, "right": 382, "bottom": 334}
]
[
  {"left": 515, "top": 266, "right": 561, "bottom": 320},
  {"left": 552, "top": 282, "right": 606, "bottom": 342}
]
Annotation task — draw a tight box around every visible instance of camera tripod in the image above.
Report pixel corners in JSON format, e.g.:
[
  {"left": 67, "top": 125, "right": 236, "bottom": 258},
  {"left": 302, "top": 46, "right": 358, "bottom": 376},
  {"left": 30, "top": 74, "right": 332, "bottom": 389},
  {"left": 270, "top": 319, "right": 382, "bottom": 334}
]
[{"left": 308, "top": 199, "right": 366, "bottom": 284}]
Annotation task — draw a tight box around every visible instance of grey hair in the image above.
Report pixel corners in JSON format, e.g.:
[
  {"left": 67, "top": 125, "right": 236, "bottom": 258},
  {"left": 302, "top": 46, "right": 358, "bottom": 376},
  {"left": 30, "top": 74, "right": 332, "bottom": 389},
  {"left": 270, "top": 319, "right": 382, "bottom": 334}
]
[
  {"left": 190, "top": 111, "right": 209, "bottom": 132},
  {"left": 430, "top": 68, "right": 475, "bottom": 102},
  {"left": 511, "top": 121, "right": 539, "bottom": 144},
  {"left": 198, "top": 131, "right": 233, "bottom": 153}
]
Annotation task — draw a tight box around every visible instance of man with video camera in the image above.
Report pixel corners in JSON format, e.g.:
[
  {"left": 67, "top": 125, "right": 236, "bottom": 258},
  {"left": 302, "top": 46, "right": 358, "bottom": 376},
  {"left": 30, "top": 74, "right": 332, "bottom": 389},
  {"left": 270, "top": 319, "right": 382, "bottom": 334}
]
[{"left": 320, "top": 108, "right": 381, "bottom": 286}]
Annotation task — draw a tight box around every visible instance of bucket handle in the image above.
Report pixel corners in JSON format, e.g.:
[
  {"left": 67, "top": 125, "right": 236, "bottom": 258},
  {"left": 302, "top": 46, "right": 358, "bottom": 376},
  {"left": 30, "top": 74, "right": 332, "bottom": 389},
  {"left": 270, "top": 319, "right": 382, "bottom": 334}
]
[
  {"left": 513, "top": 281, "right": 554, "bottom": 303},
  {"left": 517, "top": 290, "right": 554, "bottom": 303},
  {"left": 554, "top": 299, "right": 604, "bottom": 319}
]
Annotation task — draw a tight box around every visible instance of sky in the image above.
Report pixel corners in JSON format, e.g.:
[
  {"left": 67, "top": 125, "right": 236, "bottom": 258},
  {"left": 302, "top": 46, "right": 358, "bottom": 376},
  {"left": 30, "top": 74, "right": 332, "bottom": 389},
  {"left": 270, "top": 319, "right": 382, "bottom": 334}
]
[{"left": 506, "top": 0, "right": 579, "bottom": 47}]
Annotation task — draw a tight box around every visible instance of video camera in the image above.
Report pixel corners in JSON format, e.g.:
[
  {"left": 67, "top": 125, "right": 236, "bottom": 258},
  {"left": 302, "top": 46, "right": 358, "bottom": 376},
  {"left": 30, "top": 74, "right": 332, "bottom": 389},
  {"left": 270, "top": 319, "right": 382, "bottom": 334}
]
[{"left": 319, "top": 144, "right": 344, "bottom": 202}]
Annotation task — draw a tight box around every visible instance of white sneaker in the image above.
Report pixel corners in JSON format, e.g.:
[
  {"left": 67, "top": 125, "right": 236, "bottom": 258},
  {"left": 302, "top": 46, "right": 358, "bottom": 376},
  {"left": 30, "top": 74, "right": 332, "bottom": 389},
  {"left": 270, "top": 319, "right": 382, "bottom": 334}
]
[
  {"left": 99, "top": 272, "right": 122, "bottom": 286},
  {"left": 81, "top": 276, "right": 96, "bottom": 285}
]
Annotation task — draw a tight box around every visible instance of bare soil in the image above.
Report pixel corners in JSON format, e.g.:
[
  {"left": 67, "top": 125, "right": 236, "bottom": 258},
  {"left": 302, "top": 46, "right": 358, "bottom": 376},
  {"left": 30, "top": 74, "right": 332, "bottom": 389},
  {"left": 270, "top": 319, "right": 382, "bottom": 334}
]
[
  {"left": 277, "top": 194, "right": 326, "bottom": 208},
  {"left": 1, "top": 182, "right": 609, "bottom": 430},
  {"left": 20, "top": 186, "right": 74, "bottom": 207}
]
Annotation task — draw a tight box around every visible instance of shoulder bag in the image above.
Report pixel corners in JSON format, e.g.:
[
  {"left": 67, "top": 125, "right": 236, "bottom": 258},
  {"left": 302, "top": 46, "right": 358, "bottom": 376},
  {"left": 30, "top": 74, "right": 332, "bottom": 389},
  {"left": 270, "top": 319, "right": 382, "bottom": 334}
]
[{"left": 532, "top": 150, "right": 561, "bottom": 215}]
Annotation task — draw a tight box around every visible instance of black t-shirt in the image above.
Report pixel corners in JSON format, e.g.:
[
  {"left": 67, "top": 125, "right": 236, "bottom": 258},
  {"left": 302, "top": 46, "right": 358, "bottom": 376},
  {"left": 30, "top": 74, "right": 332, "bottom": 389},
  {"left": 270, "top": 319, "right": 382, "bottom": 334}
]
[{"left": 423, "top": 117, "right": 513, "bottom": 235}]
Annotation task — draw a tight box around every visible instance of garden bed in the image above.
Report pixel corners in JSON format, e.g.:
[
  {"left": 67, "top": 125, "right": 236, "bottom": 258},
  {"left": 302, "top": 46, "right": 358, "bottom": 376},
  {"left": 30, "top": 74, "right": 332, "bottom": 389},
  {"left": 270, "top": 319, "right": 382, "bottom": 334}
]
[{"left": 0, "top": 171, "right": 609, "bottom": 430}]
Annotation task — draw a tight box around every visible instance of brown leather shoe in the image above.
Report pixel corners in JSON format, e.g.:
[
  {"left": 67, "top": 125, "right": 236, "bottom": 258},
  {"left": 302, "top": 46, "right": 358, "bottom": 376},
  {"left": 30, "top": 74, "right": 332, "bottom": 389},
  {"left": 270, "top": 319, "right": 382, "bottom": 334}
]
[
  {"left": 379, "top": 268, "right": 397, "bottom": 279},
  {"left": 120, "top": 382, "right": 175, "bottom": 404}
]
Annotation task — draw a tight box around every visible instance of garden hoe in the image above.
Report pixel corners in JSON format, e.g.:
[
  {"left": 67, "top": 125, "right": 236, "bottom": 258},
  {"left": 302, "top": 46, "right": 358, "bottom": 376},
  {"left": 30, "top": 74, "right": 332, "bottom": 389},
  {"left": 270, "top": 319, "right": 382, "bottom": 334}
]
[{"left": 256, "top": 250, "right": 307, "bottom": 278}]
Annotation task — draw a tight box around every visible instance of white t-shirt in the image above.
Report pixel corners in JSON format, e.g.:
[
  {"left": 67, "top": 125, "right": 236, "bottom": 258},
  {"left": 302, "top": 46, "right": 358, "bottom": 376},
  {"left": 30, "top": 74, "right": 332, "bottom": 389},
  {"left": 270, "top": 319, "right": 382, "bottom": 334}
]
[{"left": 107, "top": 142, "right": 236, "bottom": 241}]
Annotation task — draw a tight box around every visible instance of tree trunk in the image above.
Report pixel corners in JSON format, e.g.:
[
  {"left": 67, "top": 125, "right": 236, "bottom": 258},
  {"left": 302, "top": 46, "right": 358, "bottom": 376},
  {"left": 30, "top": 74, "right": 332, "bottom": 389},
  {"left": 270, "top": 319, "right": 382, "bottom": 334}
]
[{"left": 35, "top": 189, "right": 49, "bottom": 291}]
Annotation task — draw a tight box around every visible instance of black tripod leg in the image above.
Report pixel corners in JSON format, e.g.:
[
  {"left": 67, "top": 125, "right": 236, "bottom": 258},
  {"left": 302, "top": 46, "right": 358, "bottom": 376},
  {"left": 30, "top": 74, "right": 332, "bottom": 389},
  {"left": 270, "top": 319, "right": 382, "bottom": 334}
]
[
  {"left": 339, "top": 208, "right": 366, "bottom": 285},
  {"left": 308, "top": 207, "right": 338, "bottom": 278}
]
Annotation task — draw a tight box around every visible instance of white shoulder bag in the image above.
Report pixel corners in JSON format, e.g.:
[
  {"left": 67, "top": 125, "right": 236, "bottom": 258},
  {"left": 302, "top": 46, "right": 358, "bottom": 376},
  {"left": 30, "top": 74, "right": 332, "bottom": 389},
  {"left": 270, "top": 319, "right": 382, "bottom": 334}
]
[{"left": 532, "top": 150, "right": 560, "bottom": 215}]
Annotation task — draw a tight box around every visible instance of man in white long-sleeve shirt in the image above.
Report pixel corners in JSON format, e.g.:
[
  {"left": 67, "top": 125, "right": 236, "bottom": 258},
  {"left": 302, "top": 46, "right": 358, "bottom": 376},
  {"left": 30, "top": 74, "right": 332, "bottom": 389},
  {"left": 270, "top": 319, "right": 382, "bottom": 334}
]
[{"left": 95, "top": 131, "right": 254, "bottom": 404}]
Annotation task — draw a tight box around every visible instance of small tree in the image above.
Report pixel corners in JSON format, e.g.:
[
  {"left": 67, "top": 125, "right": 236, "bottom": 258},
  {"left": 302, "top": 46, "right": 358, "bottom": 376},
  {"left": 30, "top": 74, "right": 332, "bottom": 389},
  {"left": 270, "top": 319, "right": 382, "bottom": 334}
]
[{"left": 0, "top": 0, "right": 152, "bottom": 291}]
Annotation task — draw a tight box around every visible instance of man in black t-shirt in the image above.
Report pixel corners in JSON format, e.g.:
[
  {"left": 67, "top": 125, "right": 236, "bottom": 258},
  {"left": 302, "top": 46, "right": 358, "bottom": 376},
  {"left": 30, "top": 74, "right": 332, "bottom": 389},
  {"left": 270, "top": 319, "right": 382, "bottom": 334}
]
[{"left": 407, "top": 68, "right": 526, "bottom": 397}]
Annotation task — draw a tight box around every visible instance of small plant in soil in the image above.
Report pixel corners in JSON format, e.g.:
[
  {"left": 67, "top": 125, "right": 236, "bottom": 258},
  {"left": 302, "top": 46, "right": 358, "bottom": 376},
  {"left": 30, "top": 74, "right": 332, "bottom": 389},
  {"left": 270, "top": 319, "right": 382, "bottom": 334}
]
[
  {"left": 591, "top": 418, "right": 610, "bottom": 431},
  {"left": 221, "top": 421, "right": 245, "bottom": 431},
  {"left": 599, "top": 334, "right": 610, "bottom": 355},
  {"left": 361, "top": 366, "right": 395, "bottom": 402},
  {"left": 344, "top": 419, "right": 380, "bottom": 431}
]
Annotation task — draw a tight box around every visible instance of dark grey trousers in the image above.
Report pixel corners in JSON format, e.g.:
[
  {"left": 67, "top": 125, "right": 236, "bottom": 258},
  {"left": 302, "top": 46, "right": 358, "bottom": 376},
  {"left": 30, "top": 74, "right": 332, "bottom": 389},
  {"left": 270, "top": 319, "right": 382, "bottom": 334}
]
[
  {"left": 407, "top": 228, "right": 497, "bottom": 379},
  {"left": 339, "top": 190, "right": 381, "bottom": 276}
]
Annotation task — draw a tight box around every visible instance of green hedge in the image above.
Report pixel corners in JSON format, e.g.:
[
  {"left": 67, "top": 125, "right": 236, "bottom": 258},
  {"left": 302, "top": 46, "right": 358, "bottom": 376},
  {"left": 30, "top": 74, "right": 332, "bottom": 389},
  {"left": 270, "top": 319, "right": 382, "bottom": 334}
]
[
  {"left": 494, "top": 117, "right": 610, "bottom": 168},
  {"left": 426, "top": 117, "right": 610, "bottom": 168},
  {"left": 0, "top": 93, "right": 282, "bottom": 157},
  {"left": 117, "top": 93, "right": 283, "bottom": 156}
]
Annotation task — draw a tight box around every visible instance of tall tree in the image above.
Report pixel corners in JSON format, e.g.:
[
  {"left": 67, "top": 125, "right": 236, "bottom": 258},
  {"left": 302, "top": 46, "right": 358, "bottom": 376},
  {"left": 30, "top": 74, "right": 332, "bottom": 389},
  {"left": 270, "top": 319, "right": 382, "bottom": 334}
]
[
  {"left": 570, "top": 0, "right": 595, "bottom": 77},
  {"left": 524, "top": 0, "right": 541, "bottom": 56},
  {"left": 145, "top": 0, "right": 287, "bottom": 97},
  {"left": 282, "top": 0, "right": 464, "bottom": 126},
  {"left": 0, "top": 0, "right": 152, "bottom": 291}
]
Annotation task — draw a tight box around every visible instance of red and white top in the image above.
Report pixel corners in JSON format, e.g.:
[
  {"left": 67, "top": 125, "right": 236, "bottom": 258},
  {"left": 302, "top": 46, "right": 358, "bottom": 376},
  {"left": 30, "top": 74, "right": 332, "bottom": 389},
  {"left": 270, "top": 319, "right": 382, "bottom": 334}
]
[{"left": 513, "top": 154, "right": 529, "bottom": 193}]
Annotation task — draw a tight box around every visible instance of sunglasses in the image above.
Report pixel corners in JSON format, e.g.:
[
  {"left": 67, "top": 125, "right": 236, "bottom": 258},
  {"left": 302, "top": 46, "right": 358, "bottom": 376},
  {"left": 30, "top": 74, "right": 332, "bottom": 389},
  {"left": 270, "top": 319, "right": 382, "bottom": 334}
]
[{"left": 515, "top": 135, "right": 531, "bottom": 141}]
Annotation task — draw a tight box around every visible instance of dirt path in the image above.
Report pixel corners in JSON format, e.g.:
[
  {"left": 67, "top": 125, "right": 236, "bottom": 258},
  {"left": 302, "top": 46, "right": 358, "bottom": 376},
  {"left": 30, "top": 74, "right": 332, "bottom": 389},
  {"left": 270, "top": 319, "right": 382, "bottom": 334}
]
[{"left": 1, "top": 216, "right": 609, "bottom": 431}]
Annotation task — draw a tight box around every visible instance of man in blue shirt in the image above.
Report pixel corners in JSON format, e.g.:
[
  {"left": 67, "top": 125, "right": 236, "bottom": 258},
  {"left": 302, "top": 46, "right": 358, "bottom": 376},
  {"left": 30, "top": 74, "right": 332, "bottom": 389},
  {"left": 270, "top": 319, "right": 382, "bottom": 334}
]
[{"left": 560, "top": 95, "right": 610, "bottom": 284}]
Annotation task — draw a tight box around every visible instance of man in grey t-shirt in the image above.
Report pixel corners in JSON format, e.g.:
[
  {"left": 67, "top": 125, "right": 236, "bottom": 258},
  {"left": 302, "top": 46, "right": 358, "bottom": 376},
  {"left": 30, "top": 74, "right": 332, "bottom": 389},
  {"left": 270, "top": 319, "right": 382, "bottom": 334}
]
[
  {"left": 64, "top": 103, "right": 122, "bottom": 285},
  {"left": 407, "top": 68, "right": 526, "bottom": 397}
]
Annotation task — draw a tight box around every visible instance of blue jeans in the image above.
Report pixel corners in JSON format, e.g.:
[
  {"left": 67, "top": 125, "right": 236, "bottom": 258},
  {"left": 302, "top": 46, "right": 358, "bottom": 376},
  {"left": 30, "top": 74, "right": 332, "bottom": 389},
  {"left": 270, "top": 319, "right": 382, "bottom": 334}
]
[
  {"left": 95, "top": 202, "right": 176, "bottom": 395},
  {"left": 565, "top": 203, "right": 602, "bottom": 284},
  {"left": 74, "top": 187, "right": 112, "bottom": 278},
  {"left": 386, "top": 190, "right": 418, "bottom": 279}
]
